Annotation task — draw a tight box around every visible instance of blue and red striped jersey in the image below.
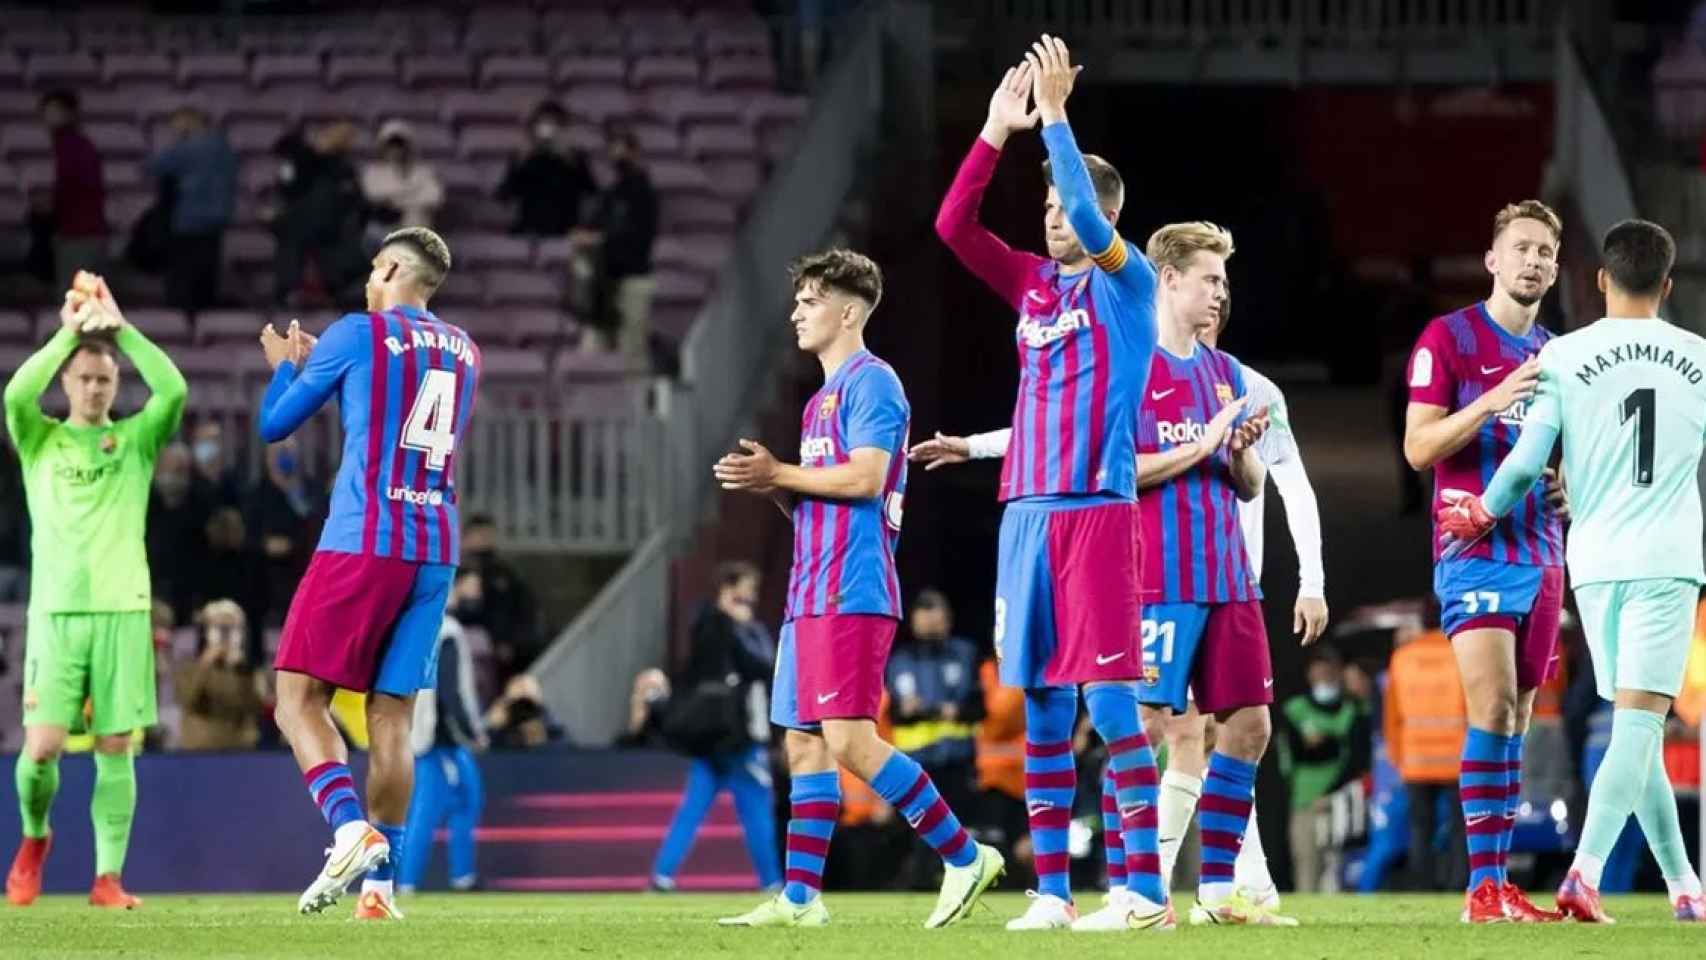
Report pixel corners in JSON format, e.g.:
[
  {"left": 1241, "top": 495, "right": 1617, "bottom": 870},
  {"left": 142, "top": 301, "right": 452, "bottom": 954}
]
[
  {"left": 259, "top": 305, "right": 481, "bottom": 565},
  {"left": 1136, "top": 345, "right": 1261, "bottom": 604},
  {"left": 999, "top": 260, "right": 1157, "bottom": 502},
  {"left": 1406, "top": 302, "right": 1563, "bottom": 566},
  {"left": 784, "top": 350, "right": 909, "bottom": 623}
]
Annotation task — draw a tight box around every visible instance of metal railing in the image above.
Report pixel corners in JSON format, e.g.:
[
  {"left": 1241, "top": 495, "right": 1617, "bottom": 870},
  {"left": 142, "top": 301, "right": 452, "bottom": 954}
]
[
  {"left": 526, "top": 3, "right": 907, "bottom": 743},
  {"left": 963, "top": 0, "right": 1556, "bottom": 42}
]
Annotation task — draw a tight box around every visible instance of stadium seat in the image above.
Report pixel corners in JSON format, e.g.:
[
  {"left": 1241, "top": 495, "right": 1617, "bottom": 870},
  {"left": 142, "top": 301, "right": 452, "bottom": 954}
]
[
  {"left": 705, "top": 56, "right": 777, "bottom": 92},
  {"left": 179, "top": 53, "right": 250, "bottom": 88},
  {"left": 228, "top": 120, "right": 284, "bottom": 157},
  {"left": 193, "top": 309, "right": 267, "bottom": 345},
  {"left": 629, "top": 55, "right": 700, "bottom": 90},
  {"left": 478, "top": 347, "right": 549, "bottom": 378},
  {"left": 251, "top": 53, "right": 322, "bottom": 89},
  {"left": 126, "top": 309, "right": 192, "bottom": 344},
  {"left": 563, "top": 86, "right": 637, "bottom": 126},
  {"left": 0, "top": 310, "right": 33, "bottom": 343},
  {"left": 554, "top": 56, "right": 627, "bottom": 89},
  {"left": 541, "top": 12, "right": 625, "bottom": 56},
  {"left": 325, "top": 53, "right": 398, "bottom": 89},
  {"left": 106, "top": 189, "right": 151, "bottom": 232},
  {"left": 0, "top": 90, "right": 35, "bottom": 123},
  {"left": 648, "top": 159, "right": 713, "bottom": 198},
  {"left": 103, "top": 162, "right": 143, "bottom": 191},
  {"left": 653, "top": 232, "right": 728, "bottom": 276},
  {"left": 653, "top": 269, "right": 711, "bottom": 307},
  {"left": 684, "top": 123, "right": 758, "bottom": 160},
  {"left": 630, "top": 122, "right": 683, "bottom": 160},
  {"left": 13, "top": 159, "right": 53, "bottom": 190},
  {"left": 79, "top": 88, "right": 149, "bottom": 124},
  {"left": 442, "top": 87, "right": 544, "bottom": 126},
  {"left": 702, "top": 19, "right": 773, "bottom": 59},
  {"left": 103, "top": 53, "right": 176, "bottom": 87},
  {"left": 431, "top": 272, "right": 485, "bottom": 309},
  {"left": 458, "top": 234, "right": 534, "bottom": 269},
  {"left": 7, "top": 26, "right": 75, "bottom": 57},
  {"left": 223, "top": 230, "right": 276, "bottom": 269},
  {"left": 459, "top": 123, "right": 528, "bottom": 161},
  {"left": 746, "top": 93, "right": 810, "bottom": 130},
  {"left": 479, "top": 56, "right": 551, "bottom": 89},
  {"left": 0, "top": 52, "right": 21, "bottom": 91},
  {"left": 366, "top": 89, "right": 443, "bottom": 126},
  {"left": 0, "top": 123, "right": 50, "bottom": 162},
  {"left": 661, "top": 194, "right": 738, "bottom": 232},
  {"left": 220, "top": 87, "right": 305, "bottom": 125},
  {"left": 25, "top": 52, "right": 99, "bottom": 89},
  {"left": 464, "top": 14, "right": 538, "bottom": 55},
  {"left": 497, "top": 307, "right": 569, "bottom": 347},
  {"left": 401, "top": 54, "right": 475, "bottom": 89},
  {"left": 437, "top": 160, "right": 485, "bottom": 194},
  {"left": 86, "top": 122, "right": 149, "bottom": 160},
  {"left": 624, "top": 21, "right": 699, "bottom": 57},
  {"left": 484, "top": 269, "right": 562, "bottom": 307},
  {"left": 644, "top": 89, "right": 744, "bottom": 128}
]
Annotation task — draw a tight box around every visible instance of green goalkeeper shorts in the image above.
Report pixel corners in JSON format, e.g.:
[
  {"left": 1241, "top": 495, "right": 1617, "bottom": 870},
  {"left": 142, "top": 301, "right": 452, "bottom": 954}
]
[
  {"left": 22, "top": 611, "right": 156, "bottom": 736},
  {"left": 1573, "top": 578, "right": 1698, "bottom": 702}
]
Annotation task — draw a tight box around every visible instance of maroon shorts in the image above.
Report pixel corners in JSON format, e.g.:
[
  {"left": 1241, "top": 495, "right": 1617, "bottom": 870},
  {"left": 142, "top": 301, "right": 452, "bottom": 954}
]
[
  {"left": 1138, "top": 599, "right": 1273, "bottom": 715},
  {"left": 789, "top": 614, "right": 898, "bottom": 725},
  {"left": 1448, "top": 564, "right": 1565, "bottom": 690},
  {"left": 273, "top": 551, "right": 455, "bottom": 694}
]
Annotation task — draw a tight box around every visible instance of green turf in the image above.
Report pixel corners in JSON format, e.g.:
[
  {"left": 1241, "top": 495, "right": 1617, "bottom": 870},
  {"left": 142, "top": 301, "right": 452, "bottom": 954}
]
[{"left": 2, "top": 892, "right": 1700, "bottom": 959}]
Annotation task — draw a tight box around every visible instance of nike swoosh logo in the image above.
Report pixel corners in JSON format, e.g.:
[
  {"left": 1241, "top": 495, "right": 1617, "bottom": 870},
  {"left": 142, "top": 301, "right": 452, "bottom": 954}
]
[
  {"left": 1151, "top": 389, "right": 1176, "bottom": 401},
  {"left": 816, "top": 692, "right": 838, "bottom": 704},
  {"left": 1481, "top": 366, "right": 1504, "bottom": 376},
  {"left": 1096, "top": 652, "right": 1126, "bottom": 665},
  {"left": 1263, "top": 678, "right": 1274, "bottom": 688},
  {"left": 327, "top": 832, "right": 375, "bottom": 879},
  {"left": 1119, "top": 803, "right": 1150, "bottom": 818},
  {"left": 1466, "top": 814, "right": 1493, "bottom": 827},
  {"left": 1027, "top": 802, "right": 1053, "bottom": 816}
]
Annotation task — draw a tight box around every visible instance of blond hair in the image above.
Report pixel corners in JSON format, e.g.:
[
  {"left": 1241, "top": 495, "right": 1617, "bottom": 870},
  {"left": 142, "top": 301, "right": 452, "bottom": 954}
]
[
  {"left": 1492, "top": 200, "right": 1562, "bottom": 247},
  {"left": 1145, "top": 221, "right": 1235, "bottom": 274}
]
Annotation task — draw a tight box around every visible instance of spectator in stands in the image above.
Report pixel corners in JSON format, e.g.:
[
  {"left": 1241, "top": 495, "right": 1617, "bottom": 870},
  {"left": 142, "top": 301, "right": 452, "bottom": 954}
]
[
  {"left": 361, "top": 120, "right": 444, "bottom": 236},
  {"left": 143, "top": 102, "right": 237, "bottom": 314},
  {"left": 146, "top": 442, "right": 215, "bottom": 625},
  {"left": 399, "top": 613, "right": 487, "bottom": 893},
  {"left": 1385, "top": 620, "right": 1469, "bottom": 891},
  {"left": 974, "top": 658, "right": 1030, "bottom": 890},
  {"left": 245, "top": 438, "right": 323, "bottom": 624},
  {"left": 271, "top": 121, "right": 367, "bottom": 307},
  {"left": 189, "top": 419, "right": 244, "bottom": 507},
  {"left": 40, "top": 89, "right": 107, "bottom": 294},
  {"left": 1278, "top": 647, "right": 1363, "bottom": 892},
  {"left": 571, "top": 127, "right": 660, "bottom": 367},
  {"left": 484, "top": 674, "right": 565, "bottom": 748},
  {"left": 173, "top": 600, "right": 267, "bottom": 751},
  {"left": 497, "top": 101, "right": 596, "bottom": 238},
  {"left": 885, "top": 588, "right": 983, "bottom": 887},
  {"left": 649, "top": 561, "right": 780, "bottom": 892},
  {"left": 191, "top": 507, "right": 270, "bottom": 659},
  {"left": 459, "top": 514, "right": 542, "bottom": 680},
  {"left": 617, "top": 667, "right": 671, "bottom": 749}
]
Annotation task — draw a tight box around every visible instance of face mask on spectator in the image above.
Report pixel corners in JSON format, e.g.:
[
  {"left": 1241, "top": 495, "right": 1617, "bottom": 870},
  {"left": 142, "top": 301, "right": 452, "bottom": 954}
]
[
  {"left": 533, "top": 121, "right": 558, "bottom": 143},
  {"left": 1310, "top": 682, "right": 1341, "bottom": 705},
  {"left": 193, "top": 440, "right": 221, "bottom": 468}
]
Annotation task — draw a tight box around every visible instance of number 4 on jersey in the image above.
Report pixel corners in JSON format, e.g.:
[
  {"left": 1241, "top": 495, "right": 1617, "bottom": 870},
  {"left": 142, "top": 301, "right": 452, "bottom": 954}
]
[{"left": 402, "top": 368, "right": 458, "bottom": 472}]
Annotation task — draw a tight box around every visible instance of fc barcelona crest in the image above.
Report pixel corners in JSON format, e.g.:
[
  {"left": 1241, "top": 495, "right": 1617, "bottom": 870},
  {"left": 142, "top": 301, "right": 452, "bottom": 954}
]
[
  {"left": 1142, "top": 664, "right": 1161, "bottom": 685},
  {"left": 100, "top": 433, "right": 118, "bottom": 455},
  {"left": 1214, "top": 383, "right": 1234, "bottom": 405},
  {"left": 818, "top": 393, "right": 839, "bottom": 419}
]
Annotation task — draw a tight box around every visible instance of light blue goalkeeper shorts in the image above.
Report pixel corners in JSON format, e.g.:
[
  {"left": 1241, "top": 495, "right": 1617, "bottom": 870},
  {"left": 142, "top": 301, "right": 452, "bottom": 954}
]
[{"left": 1573, "top": 578, "right": 1700, "bottom": 701}]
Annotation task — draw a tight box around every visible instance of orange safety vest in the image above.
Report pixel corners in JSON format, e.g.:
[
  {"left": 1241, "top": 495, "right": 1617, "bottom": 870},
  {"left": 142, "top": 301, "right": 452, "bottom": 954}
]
[
  {"left": 975, "top": 660, "right": 1026, "bottom": 801},
  {"left": 1385, "top": 630, "right": 1468, "bottom": 784},
  {"left": 1663, "top": 598, "right": 1706, "bottom": 785}
]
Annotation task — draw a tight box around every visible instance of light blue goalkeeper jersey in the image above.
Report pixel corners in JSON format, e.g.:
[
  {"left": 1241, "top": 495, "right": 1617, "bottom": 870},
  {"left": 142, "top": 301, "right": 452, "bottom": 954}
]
[{"left": 1485, "top": 316, "right": 1706, "bottom": 587}]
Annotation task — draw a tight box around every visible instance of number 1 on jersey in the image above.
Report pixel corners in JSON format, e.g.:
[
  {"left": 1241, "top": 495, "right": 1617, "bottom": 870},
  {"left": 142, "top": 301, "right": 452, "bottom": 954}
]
[
  {"left": 402, "top": 368, "right": 458, "bottom": 471},
  {"left": 1619, "top": 387, "right": 1655, "bottom": 487}
]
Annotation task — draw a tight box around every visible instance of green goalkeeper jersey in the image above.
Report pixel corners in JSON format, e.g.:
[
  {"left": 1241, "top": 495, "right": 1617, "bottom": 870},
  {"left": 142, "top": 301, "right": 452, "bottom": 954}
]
[
  {"left": 3, "top": 326, "right": 187, "bottom": 613},
  {"left": 1487, "top": 316, "right": 1706, "bottom": 587}
]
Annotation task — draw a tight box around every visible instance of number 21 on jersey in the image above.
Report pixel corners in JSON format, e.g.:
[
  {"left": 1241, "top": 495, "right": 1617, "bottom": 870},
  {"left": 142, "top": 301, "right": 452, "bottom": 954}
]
[{"left": 401, "top": 368, "right": 458, "bottom": 472}]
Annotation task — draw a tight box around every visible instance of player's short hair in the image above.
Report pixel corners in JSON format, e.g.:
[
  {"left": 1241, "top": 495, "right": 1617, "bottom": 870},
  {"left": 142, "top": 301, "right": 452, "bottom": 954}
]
[
  {"left": 1217, "top": 285, "right": 1232, "bottom": 333},
  {"left": 789, "top": 248, "right": 883, "bottom": 311},
  {"left": 1601, "top": 218, "right": 1675, "bottom": 298},
  {"left": 1041, "top": 154, "right": 1125, "bottom": 212},
  {"left": 912, "top": 587, "right": 951, "bottom": 616},
  {"left": 67, "top": 335, "right": 118, "bottom": 366},
  {"left": 715, "top": 560, "right": 760, "bottom": 589},
  {"left": 1492, "top": 199, "right": 1562, "bottom": 247},
  {"left": 530, "top": 100, "right": 568, "bottom": 126},
  {"left": 39, "top": 89, "right": 78, "bottom": 115},
  {"left": 1146, "top": 221, "right": 1235, "bottom": 275},
  {"left": 380, "top": 227, "right": 452, "bottom": 295}
]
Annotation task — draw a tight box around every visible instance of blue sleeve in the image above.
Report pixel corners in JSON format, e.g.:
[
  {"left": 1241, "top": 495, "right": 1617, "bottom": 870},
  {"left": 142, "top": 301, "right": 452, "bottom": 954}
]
[
  {"left": 844, "top": 366, "right": 908, "bottom": 453},
  {"left": 1039, "top": 122, "right": 1154, "bottom": 301},
  {"left": 258, "top": 316, "right": 365, "bottom": 442},
  {"left": 1484, "top": 354, "right": 1563, "bottom": 517},
  {"left": 144, "top": 143, "right": 184, "bottom": 178}
]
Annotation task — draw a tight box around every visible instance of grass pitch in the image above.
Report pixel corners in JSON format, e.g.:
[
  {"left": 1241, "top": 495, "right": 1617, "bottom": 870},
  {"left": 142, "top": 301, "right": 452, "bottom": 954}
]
[{"left": 2, "top": 892, "right": 1700, "bottom": 959}]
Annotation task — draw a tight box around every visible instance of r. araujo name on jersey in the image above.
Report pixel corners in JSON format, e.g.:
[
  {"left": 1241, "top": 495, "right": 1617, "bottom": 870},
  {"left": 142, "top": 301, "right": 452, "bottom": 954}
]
[
  {"left": 785, "top": 350, "right": 910, "bottom": 622},
  {"left": 1407, "top": 303, "right": 1563, "bottom": 566}
]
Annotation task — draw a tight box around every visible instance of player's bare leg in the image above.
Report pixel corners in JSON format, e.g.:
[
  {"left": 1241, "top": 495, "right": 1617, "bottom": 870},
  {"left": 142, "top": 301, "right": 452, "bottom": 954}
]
[
  {"left": 7, "top": 726, "right": 66, "bottom": 907},
  {"left": 353, "top": 692, "right": 416, "bottom": 920},
  {"left": 274, "top": 670, "right": 388, "bottom": 915},
  {"left": 720, "top": 730, "right": 836, "bottom": 928},
  {"left": 86, "top": 734, "right": 141, "bottom": 909},
  {"left": 1451, "top": 628, "right": 1522, "bottom": 923}
]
